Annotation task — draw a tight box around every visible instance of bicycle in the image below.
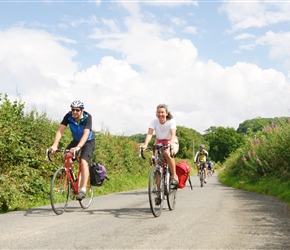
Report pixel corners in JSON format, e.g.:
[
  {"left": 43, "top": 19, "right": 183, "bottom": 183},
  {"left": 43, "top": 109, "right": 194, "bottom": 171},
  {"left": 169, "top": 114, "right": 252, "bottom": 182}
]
[
  {"left": 198, "top": 162, "right": 207, "bottom": 187},
  {"left": 140, "top": 144, "right": 177, "bottom": 217},
  {"left": 207, "top": 167, "right": 212, "bottom": 178},
  {"left": 46, "top": 148, "right": 94, "bottom": 215}
]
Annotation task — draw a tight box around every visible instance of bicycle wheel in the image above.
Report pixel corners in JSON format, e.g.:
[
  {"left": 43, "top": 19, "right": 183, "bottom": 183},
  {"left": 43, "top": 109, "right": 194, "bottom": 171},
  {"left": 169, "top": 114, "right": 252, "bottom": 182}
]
[
  {"left": 200, "top": 170, "right": 204, "bottom": 187},
  {"left": 50, "top": 167, "right": 70, "bottom": 215},
  {"left": 78, "top": 175, "right": 94, "bottom": 209},
  {"left": 148, "top": 166, "right": 163, "bottom": 217},
  {"left": 207, "top": 169, "right": 212, "bottom": 177},
  {"left": 167, "top": 173, "right": 177, "bottom": 211}
]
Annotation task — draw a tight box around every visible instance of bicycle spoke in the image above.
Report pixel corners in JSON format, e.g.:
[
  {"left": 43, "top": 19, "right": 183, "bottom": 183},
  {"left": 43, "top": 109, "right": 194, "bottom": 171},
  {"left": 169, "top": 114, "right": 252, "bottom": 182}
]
[
  {"left": 79, "top": 177, "right": 94, "bottom": 209},
  {"left": 50, "top": 167, "right": 70, "bottom": 215},
  {"left": 167, "top": 173, "right": 177, "bottom": 210},
  {"left": 148, "top": 167, "right": 163, "bottom": 217},
  {"left": 200, "top": 170, "right": 204, "bottom": 187}
]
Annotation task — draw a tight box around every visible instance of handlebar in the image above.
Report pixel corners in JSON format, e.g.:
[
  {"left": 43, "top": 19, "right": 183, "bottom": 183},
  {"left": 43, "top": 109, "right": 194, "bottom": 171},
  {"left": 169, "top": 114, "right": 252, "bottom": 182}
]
[
  {"left": 140, "top": 143, "right": 174, "bottom": 159},
  {"left": 139, "top": 146, "right": 152, "bottom": 159},
  {"left": 46, "top": 148, "right": 80, "bottom": 162}
]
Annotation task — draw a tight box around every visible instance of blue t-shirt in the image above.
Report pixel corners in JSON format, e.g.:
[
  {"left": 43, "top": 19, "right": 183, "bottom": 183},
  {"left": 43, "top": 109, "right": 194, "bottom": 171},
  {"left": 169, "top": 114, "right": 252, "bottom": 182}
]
[{"left": 61, "top": 111, "right": 95, "bottom": 142}]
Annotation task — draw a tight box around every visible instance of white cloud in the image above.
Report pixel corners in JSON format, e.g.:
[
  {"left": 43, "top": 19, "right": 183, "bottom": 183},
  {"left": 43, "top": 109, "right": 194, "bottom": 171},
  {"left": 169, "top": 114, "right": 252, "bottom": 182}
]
[
  {"left": 145, "top": 0, "right": 198, "bottom": 7},
  {"left": 234, "top": 33, "right": 256, "bottom": 40},
  {"left": 256, "top": 31, "right": 290, "bottom": 60},
  {"left": 1, "top": 2, "right": 290, "bottom": 136},
  {"left": 220, "top": 2, "right": 290, "bottom": 31}
]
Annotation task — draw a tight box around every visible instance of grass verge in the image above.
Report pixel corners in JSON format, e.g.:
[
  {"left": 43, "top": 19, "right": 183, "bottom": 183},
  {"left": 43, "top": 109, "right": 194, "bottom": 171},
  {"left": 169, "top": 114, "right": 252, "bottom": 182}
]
[{"left": 218, "top": 171, "right": 290, "bottom": 207}]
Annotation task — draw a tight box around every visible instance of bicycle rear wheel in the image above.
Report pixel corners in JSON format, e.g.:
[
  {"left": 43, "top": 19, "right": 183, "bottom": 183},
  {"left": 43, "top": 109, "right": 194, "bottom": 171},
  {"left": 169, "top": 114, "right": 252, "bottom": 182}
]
[
  {"left": 148, "top": 166, "right": 163, "bottom": 217},
  {"left": 78, "top": 176, "right": 94, "bottom": 209},
  {"left": 50, "top": 167, "right": 70, "bottom": 215},
  {"left": 207, "top": 169, "right": 212, "bottom": 177},
  {"left": 167, "top": 173, "right": 177, "bottom": 211}
]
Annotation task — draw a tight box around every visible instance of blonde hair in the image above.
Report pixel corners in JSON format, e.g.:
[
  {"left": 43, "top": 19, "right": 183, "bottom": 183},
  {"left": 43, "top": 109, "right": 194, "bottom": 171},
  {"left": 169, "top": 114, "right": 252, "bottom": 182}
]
[{"left": 156, "top": 104, "right": 173, "bottom": 120}]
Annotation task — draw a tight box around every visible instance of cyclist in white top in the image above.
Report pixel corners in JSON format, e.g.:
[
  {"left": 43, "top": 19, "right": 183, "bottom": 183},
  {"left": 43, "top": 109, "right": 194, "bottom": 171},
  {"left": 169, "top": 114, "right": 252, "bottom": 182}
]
[{"left": 142, "top": 104, "right": 179, "bottom": 184}]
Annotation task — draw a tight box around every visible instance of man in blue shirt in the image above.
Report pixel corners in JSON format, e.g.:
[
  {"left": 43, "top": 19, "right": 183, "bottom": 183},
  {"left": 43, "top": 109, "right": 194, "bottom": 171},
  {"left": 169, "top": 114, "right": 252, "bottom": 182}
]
[{"left": 50, "top": 100, "right": 95, "bottom": 200}]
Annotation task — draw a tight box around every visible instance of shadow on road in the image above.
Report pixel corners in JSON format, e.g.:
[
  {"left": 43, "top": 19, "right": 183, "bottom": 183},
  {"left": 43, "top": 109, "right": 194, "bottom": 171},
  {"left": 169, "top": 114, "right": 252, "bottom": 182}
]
[{"left": 84, "top": 207, "right": 156, "bottom": 219}]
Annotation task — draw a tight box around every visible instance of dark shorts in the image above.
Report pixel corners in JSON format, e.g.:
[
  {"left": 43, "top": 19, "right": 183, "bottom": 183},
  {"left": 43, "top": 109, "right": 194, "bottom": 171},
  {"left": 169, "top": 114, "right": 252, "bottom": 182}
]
[
  {"left": 199, "top": 162, "right": 207, "bottom": 170},
  {"left": 67, "top": 139, "right": 95, "bottom": 163}
]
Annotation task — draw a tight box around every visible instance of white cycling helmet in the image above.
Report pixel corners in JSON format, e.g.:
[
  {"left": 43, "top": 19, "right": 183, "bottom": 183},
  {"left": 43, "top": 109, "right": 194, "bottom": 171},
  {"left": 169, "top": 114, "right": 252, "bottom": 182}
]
[{"left": 70, "top": 100, "right": 84, "bottom": 109}]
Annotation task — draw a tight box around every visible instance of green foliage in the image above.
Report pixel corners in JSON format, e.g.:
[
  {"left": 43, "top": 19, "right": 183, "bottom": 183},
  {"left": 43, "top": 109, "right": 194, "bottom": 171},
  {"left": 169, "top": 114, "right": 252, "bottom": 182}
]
[
  {"left": 0, "top": 94, "right": 64, "bottom": 212},
  {"left": 224, "top": 118, "right": 290, "bottom": 181},
  {"left": 237, "top": 116, "right": 290, "bottom": 134},
  {"left": 129, "top": 133, "right": 146, "bottom": 143},
  {"left": 219, "top": 173, "right": 290, "bottom": 206},
  {"left": 1, "top": 92, "right": 289, "bottom": 212},
  {"left": 0, "top": 94, "right": 151, "bottom": 212},
  {"left": 94, "top": 130, "right": 150, "bottom": 177},
  {"left": 220, "top": 118, "right": 290, "bottom": 205},
  {"left": 176, "top": 126, "right": 204, "bottom": 159},
  {"left": 204, "top": 126, "right": 245, "bottom": 163}
]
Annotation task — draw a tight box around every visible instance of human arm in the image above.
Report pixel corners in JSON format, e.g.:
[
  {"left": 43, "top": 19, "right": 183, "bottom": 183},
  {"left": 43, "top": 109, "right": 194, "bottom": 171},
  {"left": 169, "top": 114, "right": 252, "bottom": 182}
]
[
  {"left": 50, "top": 124, "right": 66, "bottom": 153},
  {"left": 194, "top": 151, "right": 199, "bottom": 163},
  {"left": 142, "top": 128, "right": 154, "bottom": 150},
  {"left": 169, "top": 128, "right": 176, "bottom": 154}
]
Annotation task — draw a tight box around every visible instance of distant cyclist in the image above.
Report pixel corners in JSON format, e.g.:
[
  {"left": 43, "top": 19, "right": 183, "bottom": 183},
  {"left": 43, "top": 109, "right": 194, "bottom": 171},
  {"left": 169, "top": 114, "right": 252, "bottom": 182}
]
[
  {"left": 194, "top": 144, "right": 209, "bottom": 183},
  {"left": 50, "top": 100, "right": 95, "bottom": 201},
  {"left": 207, "top": 159, "right": 214, "bottom": 175}
]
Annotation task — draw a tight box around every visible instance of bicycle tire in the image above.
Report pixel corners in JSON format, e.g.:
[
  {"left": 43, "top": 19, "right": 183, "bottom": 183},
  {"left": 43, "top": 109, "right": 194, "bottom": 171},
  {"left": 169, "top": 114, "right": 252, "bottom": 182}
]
[
  {"left": 207, "top": 169, "right": 212, "bottom": 177},
  {"left": 164, "top": 168, "right": 170, "bottom": 196},
  {"left": 166, "top": 172, "right": 177, "bottom": 211},
  {"left": 78, "top": 176, "right": 94, "bottom": 209},
  {"left": 148, "top": 166, "right": 163, "bottom": 217},
  {"left": 50, "top": 167, "right": 70, "bottom": 215},
  {"left": 200, "top": 170, "right": 204, "bottom": 187}
]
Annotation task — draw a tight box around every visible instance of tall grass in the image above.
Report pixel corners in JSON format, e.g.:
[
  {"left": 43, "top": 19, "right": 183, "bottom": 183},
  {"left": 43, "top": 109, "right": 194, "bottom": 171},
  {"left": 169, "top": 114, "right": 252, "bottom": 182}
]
[{"left": 219, "top": 118, "right": 290, "bottom": 206}]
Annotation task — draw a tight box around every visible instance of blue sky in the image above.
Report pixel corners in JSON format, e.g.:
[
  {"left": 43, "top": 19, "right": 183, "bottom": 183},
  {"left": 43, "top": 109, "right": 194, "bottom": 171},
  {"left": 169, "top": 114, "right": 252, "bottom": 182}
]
[{"left": 0, "top": 1, "right": 290, "bottom": 135}]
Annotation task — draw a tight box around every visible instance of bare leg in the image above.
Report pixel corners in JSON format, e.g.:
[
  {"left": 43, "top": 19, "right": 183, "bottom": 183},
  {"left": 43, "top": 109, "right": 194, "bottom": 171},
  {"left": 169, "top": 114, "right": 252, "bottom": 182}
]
[
  {"left": 80, "top": 159, "right": 89, "bottom": 190},
  {"left": 164, "top": 150, "right": 176, "bottom": 176}
]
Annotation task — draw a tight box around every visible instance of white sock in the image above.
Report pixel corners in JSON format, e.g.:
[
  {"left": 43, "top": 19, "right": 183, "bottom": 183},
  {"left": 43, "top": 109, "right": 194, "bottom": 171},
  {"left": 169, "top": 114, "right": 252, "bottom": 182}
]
[{"left": 80, "top": 188, "right": 86, "bottom": 193}]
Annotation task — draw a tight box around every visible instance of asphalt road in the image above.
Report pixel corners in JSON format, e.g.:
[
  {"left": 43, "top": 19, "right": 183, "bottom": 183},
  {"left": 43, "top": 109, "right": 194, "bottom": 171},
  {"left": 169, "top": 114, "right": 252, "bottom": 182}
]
[{"left": 0, "top": 174, "right": 289, "bottom": 249}]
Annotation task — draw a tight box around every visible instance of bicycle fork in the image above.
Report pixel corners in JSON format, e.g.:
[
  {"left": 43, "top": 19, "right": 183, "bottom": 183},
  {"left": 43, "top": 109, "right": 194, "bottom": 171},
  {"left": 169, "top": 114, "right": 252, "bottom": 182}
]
[
  {"left": 154, "top": 166, "right": 164, "bottom": 199},
  {"left": 164, "top": 166, "right": 171, "bottom": 195}
]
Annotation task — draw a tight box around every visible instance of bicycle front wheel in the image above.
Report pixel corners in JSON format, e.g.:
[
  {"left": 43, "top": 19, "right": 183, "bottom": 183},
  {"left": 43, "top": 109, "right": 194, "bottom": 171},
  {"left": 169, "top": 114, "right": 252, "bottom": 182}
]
[
  {"left": 200, "top": 170, "right": 204, "bottom": 187},
  {"left": 166, "top": 173, "right": 177, "bottom": 211},
  {"left": 78, "top": 176, "right": 94, "bottom": 209},
  {"left": 148, "top": 166, "right": 163, "bottom": 217},
  {"left": 50, "top": 167, "right": 70, "bottom": 215}
]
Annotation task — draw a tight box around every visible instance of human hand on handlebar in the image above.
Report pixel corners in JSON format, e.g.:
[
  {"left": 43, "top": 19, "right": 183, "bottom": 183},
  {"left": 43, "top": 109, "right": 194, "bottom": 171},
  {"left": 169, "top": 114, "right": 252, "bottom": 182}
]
[{"left": 50, "top": 145, "right": 58, "bottom": 154}]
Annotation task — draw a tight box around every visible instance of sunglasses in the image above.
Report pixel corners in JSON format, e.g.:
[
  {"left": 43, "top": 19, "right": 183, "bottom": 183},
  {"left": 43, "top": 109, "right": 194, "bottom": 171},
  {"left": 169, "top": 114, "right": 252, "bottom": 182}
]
[{"left": 72, "top": 109, "right": 81, "bottom": 112}]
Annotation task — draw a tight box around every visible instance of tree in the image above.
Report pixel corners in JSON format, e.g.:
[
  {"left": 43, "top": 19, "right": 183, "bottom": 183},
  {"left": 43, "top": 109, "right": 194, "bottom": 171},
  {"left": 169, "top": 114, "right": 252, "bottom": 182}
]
[
  {"left": 176, "top": 126, "right": 204, "bottom": 159},
  {"left": 204, "top": 126, "right": 245, "bottom": 163},
  {"left": 237, "top": 117, "right": 290, "bottom": 134}
]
